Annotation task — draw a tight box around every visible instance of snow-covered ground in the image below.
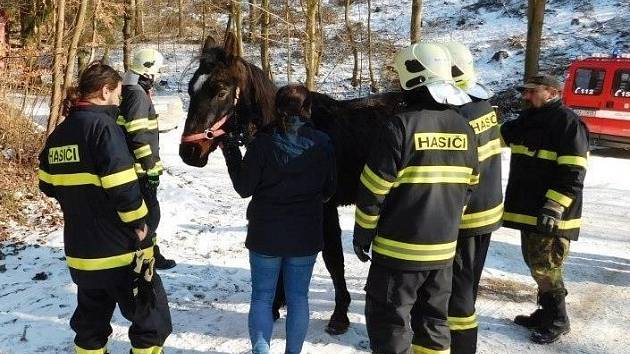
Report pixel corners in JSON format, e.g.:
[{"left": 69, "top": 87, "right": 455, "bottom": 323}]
[{"left": 1, "top": 125, "right": 629, "bottom": 353}]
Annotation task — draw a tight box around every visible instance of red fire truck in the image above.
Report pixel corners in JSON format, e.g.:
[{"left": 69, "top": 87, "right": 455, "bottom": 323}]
[{"left": 563, "top": 53, "right": 630, "bottom": 149}]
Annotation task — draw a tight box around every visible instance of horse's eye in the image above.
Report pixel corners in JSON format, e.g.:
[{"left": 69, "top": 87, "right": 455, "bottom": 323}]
[{"left": 217, "top": 90, "right": 229, "bottom": 100}]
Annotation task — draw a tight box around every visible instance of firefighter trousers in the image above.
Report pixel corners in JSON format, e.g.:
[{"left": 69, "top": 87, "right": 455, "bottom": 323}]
[
  {"left": 70, "top": 274, "right": 172, "bottom": 353},
  {"left": 365, "top": 262, "right": 452, "bottom": 354},
  {"left": 445, "top": 234, "right": 491, "bottom": 354}
]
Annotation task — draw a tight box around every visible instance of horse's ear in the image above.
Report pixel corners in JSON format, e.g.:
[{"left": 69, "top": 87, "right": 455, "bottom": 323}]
[
  {"left": 223, "top": 32, "right": 239, "bottom": 58},
  {"left": 202, "top": 35, "right": 217, "bottom": 53}
]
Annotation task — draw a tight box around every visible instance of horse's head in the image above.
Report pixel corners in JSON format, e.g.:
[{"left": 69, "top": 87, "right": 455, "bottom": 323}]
[{"left": 180, "top": 34, "right": 245, "bottom": 167}]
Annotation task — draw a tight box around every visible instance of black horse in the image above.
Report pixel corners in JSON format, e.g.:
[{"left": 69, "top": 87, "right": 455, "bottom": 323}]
[{"left": 179, "top": 33, "right": 404, "bottom": 334}]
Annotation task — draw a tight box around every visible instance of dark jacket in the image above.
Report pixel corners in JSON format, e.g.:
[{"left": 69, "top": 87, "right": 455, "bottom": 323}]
[
  {"left": 223, "top": 117, "right": 336, "bottom": 257},
  {"left": 38, "top": 104, "right": 151, "bottom": 288},
  {"left": 457, "top": 99, "right": 503, "bottom": 237},
  {"left": 353, "top": 101, "right": 479, "bottom": 271},
  {"left": 118, "top": 85, "right": 163, "bottom": 176},
  {"left": 501, "top": 99, "right": 589, "bottom": 240}
]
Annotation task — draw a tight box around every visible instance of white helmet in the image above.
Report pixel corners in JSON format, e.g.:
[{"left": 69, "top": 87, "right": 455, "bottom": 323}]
[
  {"left": 130, "top": 48, "right": 165, "bottom": 77},
  {"left": 394, "top": 42, "right": 471, "bottom": 106},
  {"left": 441, "top": 41, "right": 493, "bottom": 100}
]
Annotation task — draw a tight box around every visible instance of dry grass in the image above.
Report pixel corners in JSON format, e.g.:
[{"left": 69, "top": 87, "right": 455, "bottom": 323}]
[{"left": 478, "top": 277, "right": 537, "bottom": 303}]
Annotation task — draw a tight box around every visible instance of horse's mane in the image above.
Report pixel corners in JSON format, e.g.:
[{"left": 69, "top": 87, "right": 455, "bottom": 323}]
[{"left": 238, "top": 58, "right": 277, "bottom": 128}]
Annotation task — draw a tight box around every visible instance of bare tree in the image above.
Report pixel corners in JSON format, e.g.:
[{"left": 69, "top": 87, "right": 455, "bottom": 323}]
[
  {"left": 123, "top": 0, "right": 133, "bottom": 71},
  {"left": 260, "top": 0, "right": 273, "bottom": 80},
  {"left": 345, "top": 0, "right": 359, "bottom": 86},
  {"left": 135, "top": 0, "right": 145, "bottom": 37},
  {"left": 410, "top": 0, "right": 423, "bottom": 43},
  {"left": 248, "top": 0, "right": 258, "bottom": 43},
  {"left": 47, "top": 0, "right": 66, "bottom": 135},
  {"left": 231, "top": 0, "right": 244, "bottom": 56},
  {"left": 89, "top": 0, "right": 101, "bottom": 63},
  {"left": 285, "top": 0, "right": 291, "bottom": 83},
  {"left": 367, "top": 0, "right": 377, "bottom": 92},
  {"left": 524, "top": 0, "right": 545, "bottom": 80},
  {"left": 303, "top": 0, "right": 320, "bottom": 90},
  {"left": 178, "top": 0, "right": 184, "bottom": 37}
]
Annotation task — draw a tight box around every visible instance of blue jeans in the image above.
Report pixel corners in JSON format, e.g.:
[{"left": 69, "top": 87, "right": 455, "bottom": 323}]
[{"left": 249, "top": 251, "right": 317, "bottom": 354}]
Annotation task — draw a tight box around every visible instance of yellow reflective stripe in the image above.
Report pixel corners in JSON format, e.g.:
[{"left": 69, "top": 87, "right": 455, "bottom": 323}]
[
  {"left": 372, "top": 237, "right": 457, "bottom": 262},
  {"left": 134, "top": 145, "right": 153, "bottom": 159},
  {"left": 117, "top": 116, "right": 150, "bottom": 133},
  {"left": 100, "top": 168, "right": 138, "bottom": 189},
  {"left": 545, "top": 189, "right": 573, "bottom": 208},
  {"left": 394, "top": 166, "right": 473, "bottom": 186},
  {"left": 412, "top": 344, "right": 450, "bottom": 354},
  {"left": 503, "top": 212, "right": 581, "bottom": 230},
  {"left": 38, "top": 170, "right": 101, "bottom": 187},
  {"left": 558, "top": 155, "right": 588, "bottom": 168},
  {"left": 360, "top": 165, "right": 393, "bottom": 195},
  {"left": 477, "top": 139, "right": 503, "bottom": 162},
  {"left": 355, "top": 208, "right": 379, "bottom": 229},
  {"left": 448, "top": 314, "right": 478, "bottom": 331},
  {"left": 510, "top": 144, "right": 535, "bottom": 157},
  {"left": 67, "top": 246, "right": 154, "bottom": 271},
  {"left": 131, "top": 346, "right": 163, "bottom": 354},
  {"left": 469, "top": 174, "right": 480, "bottom": 185},
  {"left": 537, "top": 149, "right": 557, "bottom": 161},
  {"left": 460, "top": 203, "right": 504, "bottom": 229},
  {"left": 147, "top": 119, "right": 159, "bottom": 130},
  {"left": 75, "top": 345, "right": 108, "bottom": 354},
  {"left": 118, "top": 200, "right": 148, "bottom": 223},
  {"left": 134, "top": 160, "right": 164, "bottom": 175}
]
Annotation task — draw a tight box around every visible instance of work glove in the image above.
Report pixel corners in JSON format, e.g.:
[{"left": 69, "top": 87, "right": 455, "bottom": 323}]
[
  {"left": 537, "top": 199, "right": 565, "bottom": 235},
  {"left": 352, "top": 236, "right": 372, "bottom": 263},
  {"left": 146, "top": 169, "right": 160, "bottom": 190},
  {"left": 220, "top": 133, "right": 243, "bottom": 163},
  {"left": 131, "top": 250, "right": 157, "bottom": 308}
]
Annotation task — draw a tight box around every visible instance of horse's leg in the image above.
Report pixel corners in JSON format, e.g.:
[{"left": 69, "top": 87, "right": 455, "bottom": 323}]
[
  {"left": 322, "top": 202, "right": 351, "bottom": 335},
  {"left": 272, "top": 270, "right": 285, "bottom": 321}
]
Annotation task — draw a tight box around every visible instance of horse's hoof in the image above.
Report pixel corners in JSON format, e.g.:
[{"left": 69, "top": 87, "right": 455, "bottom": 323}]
[{"left": 325, "top": 311, "right": 350, "bottom": 335}]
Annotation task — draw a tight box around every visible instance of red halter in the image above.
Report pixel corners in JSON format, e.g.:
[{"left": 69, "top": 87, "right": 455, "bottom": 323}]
[{"left": 181, "top": 87, "right": 240, "bottom": 144}]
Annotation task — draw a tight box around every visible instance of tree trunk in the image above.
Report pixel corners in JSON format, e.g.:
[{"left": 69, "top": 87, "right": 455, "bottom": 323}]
[
  {"left": 248, "top": 0, "right": 258, "bottom": 43},
  {"left": 232, "top": 0, "right": 244, "bottom": 56},
  {"left": 123, "top": 0, "right": 133, "bottom": 71},
  {"left": 47, "top": 0, "right": 66, "bottom": 135},
  {"left": 135, "top": 0, "right": 145, "bottom": 38},
  {"left": 260, "top": 0, "right": 272, "bottom": 80},
  {"left": 524, "top": 0, "right": 545, "bottom": 80},
  {"left": 367, "top": 0, "right": 377, "bottom": 92},
  {"left": 201, "top": 0, "right": 207, "bottom": 40},
  {"left": 345, "top": 0, "right": 359, "bottom": 87},
  {"left": 304, "top": 0, "right": 318, "bottom": 90},
  {"left": 89, "top": 0, "right": 101, "bottom": 63},
  {"left": 59, "top": 0, "right": 90, "bottom": 119},
  {"left": 410, "top": 0, "right": 423, "bottom": 44},
  {"left": 286, "top": 0, "right": 291, "bottom": 83},
  {"left": 178, "top": 0, "right": 184, "bottom": 37}
]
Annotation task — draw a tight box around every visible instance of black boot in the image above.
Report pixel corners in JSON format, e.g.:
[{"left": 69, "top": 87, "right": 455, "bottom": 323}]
[
  {"left": 153, "top": 245, "right": 176, "bottom": 270},
  {"left": 531, "top": 289, "right": 570, "bottom": 344},
  {"left": 514, "top": 293, "right": 552, "bottom": 329}
]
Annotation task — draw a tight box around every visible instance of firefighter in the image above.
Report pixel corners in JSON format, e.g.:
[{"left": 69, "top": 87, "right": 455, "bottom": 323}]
[
  {"left": 501, "top": 74, "right": 589, "bottom": 344},
  {"left": 434, "top": 42, "right": 503, "bottom": 354},
  {"left": 38, "top": 63, "right": 172, "bottom": 353},
  {"left": 353, "top": 42, "right": 478, "bottom": 354},
  {"left": 118, "top": 48, "right": 176, "bottom": 270}
]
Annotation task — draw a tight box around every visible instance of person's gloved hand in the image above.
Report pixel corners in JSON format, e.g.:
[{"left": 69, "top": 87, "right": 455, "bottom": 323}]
[
  {"left": 353, "top": 236, "right": 372, "bottom": 263},
  {"left": 146, "top": 169, "right": 160, "bottom": 190},
  {"left": 131, "top": 250, "right": 156, "bottom": 308},
  {"left": 537, "top": 199, "right": 565, "bottom": 234}
]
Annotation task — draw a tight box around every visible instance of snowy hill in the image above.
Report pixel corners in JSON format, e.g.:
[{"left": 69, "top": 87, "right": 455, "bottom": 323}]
[{"left": 2, "top": 0, "right": 630, "bottom": 353}]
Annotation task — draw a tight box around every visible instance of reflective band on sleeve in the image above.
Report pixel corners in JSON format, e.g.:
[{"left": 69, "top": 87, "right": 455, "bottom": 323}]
[
  {"left": 38, "top": 170, "right": 101, "bottom": 187},
  {"left": 67, "top": 246, "right": 154, "bottom": 271},
  {"left": 460, "top": 203, "right": 504, "bottom": 229},
  {"left": 117, "top": 116, "right": 149, "bottom": 133},
  {"left": 147, "top": 120, "right": 159, "bottom": 130},
  {"left": 477, "top": 139, "right": 503, "bottom": 162},
  {"left": 393, "top": 166, "right": 473, "bottom": 187},
  {"left": 469, "top": 174, "right": 480, "bottom": 185},
  {"left": 411, "top": 344, "right": 450, "bottom": 354},
  {"left": 558, "top": 155, "right": 588, "bottom": 168},
  {"left": 131, "top": 346, "right": 163, "bottom": 354},
  {"left": 360, "top": 165, "right": 394, "bottom": 195},
  {"left": 510, "top": 144, "right": 536, "bottom": 157},
  {"left": 448, "top": 314, "right": 478, "bottom": 331},
  {"left": 118, "top": 200, "right": 148, "bottom": 223},
  {"left": 133, "top": 145, "right": 153, "bottom": 159},
  {"left": 503, "top": 212, "right": 581, "bottom": 230},
  {"left": 537, "top": 149, "right": 558, "bottom": 161},
  {"left": 355, "top": 208, "right": 380, "bottom": 229},
  {"left": 372, "top": 237, "right": 457, "bottom": 262},
  {"left": 134, "top": 160, "right": 164, "bottom": 175},
  {"left": 101, "top": 168, "right": 138, "bottom": 189},
  {"left": 545, "top": 189, "right": 573, "bottom": 208}
]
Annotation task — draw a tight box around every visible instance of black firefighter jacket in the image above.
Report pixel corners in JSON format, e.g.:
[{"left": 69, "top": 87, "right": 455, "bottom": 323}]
[
  {"left": 353, "top": 103, "right": 479, "bottom": 271},
  {"left": 457, "top": 99, "right": 503, "bottom": 237},
  {"left": 118, "top": 84, "right": 163, "bottom": 176},
  {"left": 501, "top": 99, "right": 589, "bottom": 240},
  {"left": 39, "top": 104, "right": 151, "bottom": 288},
  {"left": 223, "top": 118, "right": 337, "bottom": 257}
]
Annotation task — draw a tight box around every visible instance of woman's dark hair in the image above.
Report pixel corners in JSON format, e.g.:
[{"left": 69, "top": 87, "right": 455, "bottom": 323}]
[
  {"left": 272, "top": 85, "right": 312, "bottom": 131},
  {"left": 63, "top": 62, "right": 122, "bottom": 114}
]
